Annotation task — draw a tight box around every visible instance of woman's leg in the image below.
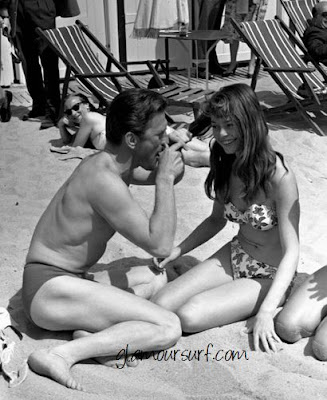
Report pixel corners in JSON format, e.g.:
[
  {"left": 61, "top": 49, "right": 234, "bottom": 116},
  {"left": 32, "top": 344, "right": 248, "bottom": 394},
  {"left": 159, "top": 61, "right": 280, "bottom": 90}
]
[
  {"left": 152, "top": 242, "right": 234, "bottom": 313},
  {"left": 275, "top": 266, "right": 327, "bottom": 343},
  {"left": 177, "top": 277, "right": 273, "bottom": 333},
  {"left": 28, "top": 276, "right": 181, "bottom": 390},
  {"left": 312, "top": 315, "right": 327, "bottom": 361}
]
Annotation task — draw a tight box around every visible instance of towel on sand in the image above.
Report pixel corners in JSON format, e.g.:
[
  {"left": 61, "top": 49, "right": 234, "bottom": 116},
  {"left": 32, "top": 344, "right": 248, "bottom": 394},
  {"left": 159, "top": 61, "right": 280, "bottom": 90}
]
[{"left": 132, "top": 0, "right": 189, "bottom": 38}]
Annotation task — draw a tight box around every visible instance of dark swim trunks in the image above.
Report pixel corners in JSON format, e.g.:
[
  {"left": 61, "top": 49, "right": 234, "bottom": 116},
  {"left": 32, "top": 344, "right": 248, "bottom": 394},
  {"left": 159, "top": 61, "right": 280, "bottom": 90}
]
[{"left": 22, "top": 262, "right": 84, "bottom": 322}]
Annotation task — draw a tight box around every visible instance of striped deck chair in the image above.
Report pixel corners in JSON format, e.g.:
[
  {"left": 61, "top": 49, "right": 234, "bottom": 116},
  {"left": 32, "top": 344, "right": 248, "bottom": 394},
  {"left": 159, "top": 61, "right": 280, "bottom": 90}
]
[
  {"left": 36, "top": 20, "right": 213, "bottom": 121},
  {"left": 231, "top": 16, "right": 327, "bottom": 136},
  {"left": 280, "top": 0, "right": 318, "bottom": 37}
]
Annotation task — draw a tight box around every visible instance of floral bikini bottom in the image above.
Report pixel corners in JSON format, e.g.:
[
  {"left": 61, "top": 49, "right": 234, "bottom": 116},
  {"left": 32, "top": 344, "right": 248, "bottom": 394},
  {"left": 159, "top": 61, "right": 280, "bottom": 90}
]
[{"left": 230, "top": 237, "right": 296, "bottom": 293}]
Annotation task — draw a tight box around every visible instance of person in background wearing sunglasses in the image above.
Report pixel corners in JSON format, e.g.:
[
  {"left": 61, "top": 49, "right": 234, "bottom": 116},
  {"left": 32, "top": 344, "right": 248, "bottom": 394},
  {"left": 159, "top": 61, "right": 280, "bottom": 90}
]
[
  {"left": 58, "top": 93, "right": 107, "bottom": 150},
  {"left": 303, "top": 2, "right": 327, "bottom": 65}
]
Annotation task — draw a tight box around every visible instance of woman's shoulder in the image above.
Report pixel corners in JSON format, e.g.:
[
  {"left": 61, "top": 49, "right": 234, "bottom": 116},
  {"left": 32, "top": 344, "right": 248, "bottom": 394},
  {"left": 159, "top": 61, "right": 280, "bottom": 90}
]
[
  {"left": 82, "top": 111, "right": 106, "bottom": 123},
  {"left": 271, "top": 152, "right": 297, "bottom": 192}
]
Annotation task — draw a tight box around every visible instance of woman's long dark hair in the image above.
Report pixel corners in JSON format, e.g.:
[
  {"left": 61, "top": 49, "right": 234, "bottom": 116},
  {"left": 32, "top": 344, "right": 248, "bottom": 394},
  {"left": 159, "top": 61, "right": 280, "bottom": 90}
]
[{"left": 204, "top": 84, "right": 277, "bottom": 203}]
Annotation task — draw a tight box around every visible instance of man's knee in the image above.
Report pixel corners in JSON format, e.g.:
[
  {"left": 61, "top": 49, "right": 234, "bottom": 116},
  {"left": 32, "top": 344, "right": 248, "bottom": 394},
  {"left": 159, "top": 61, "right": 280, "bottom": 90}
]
[
  {"left": 275, "top": 311, "right": 314, "bottom": 343},
  {"left": 157, "top": 312, "right": 182, "bottom": 348}
]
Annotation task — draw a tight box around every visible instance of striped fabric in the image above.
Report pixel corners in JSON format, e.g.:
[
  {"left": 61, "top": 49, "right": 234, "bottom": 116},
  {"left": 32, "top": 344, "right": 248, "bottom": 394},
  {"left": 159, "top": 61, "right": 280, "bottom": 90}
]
[
  {"left": 41, "top": 25, "right": 121, "bottom": 104},
  {"left": 239, "top": 19, "right": 326, "bottom": 99},
  {"left": 39, "top": 22, "right": 214, "bottom": 116},
  {"left": 281, "top": 0, "right": 318, "bottom": 37}
]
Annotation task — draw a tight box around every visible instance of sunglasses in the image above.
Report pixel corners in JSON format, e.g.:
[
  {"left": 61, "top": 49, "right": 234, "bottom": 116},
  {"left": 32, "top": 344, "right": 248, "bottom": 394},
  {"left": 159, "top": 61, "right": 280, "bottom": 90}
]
[
  {"left": 64, "top": 102, "right": 82, "bottom": 116},
  {"left": 321, "top": 12, "right": 327, "bottom": 17}
]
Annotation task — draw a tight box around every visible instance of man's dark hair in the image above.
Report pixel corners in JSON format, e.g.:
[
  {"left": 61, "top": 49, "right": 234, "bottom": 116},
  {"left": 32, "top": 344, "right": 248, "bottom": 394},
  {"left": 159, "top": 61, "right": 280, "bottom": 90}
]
[{"left": 106, "top": 88, "right": 167, "bottom": 145}]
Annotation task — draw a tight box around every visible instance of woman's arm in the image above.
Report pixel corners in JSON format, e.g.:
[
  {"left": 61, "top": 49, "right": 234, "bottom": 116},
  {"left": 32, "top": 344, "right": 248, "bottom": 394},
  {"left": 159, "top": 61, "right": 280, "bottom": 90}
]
[
  {"left": 253, "top": 165, "right": 300, "bottom": 352},
  {"left": 71, "top": 114, "right": 95, "bottom": 148},
  {"left": 156, "top": 199, "right": 227, "bottom": 269},
  {"left": 58, "top": 117, "right": 76, "bottom": 144},
  {"left": 179, "top": 199, "right": 227, "bottom": 255}
]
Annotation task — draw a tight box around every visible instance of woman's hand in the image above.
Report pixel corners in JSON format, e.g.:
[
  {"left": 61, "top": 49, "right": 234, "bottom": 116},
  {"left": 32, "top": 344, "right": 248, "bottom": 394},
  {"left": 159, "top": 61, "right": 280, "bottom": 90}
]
[
  {"left": 247, "top": 311, "right": 282, "bottom": 353},
  {"left": 152, "top": 247, "right": 182, "bottom": 272}
]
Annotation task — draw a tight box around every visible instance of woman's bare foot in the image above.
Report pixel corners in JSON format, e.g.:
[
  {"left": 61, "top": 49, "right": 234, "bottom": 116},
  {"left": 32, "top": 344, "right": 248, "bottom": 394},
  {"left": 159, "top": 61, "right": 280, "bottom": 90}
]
[
  {"left": 28, "top": 349, "right": 83, "bottom": 391},
  {"left": 72, "top": 330, "right": 140, "bottom": 368}
]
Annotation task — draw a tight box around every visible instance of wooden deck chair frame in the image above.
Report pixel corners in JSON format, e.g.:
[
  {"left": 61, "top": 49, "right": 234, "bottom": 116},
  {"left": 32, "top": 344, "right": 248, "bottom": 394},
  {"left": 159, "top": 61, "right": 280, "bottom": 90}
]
[
  {"left": 231, "top": 16, "right": 327, "bottom": 136},
  {"left": 36, "top": 20, "right": 213, "bottom": 123}
]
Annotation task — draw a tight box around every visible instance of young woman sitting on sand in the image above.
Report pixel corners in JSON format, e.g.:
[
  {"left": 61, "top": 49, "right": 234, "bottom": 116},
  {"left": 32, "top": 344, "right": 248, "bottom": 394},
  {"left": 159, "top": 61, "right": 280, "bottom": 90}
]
[
  {"left": 58, "top": 93, "right": 107, "bottom": 150},
  {"left": 152, "top": 83, "right": 300, "bottom": 353},
  {"left": 275, "top": 265, "right": 327, "bottom": 360}
]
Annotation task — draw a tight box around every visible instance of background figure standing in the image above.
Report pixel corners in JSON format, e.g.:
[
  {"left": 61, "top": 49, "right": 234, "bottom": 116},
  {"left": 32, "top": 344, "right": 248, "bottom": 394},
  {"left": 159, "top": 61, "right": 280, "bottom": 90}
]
[
  {"left": 7, "top": 0, "right": 79, "bottom": 129},
  {"left": 219, "top": 0, "right": 268, "bottom": 77},
  {"left": 196, "top": 0, "right": 227, "bottom": 78},
  {"left": 303, "top": 2, "right": 327, "bottom": 65}
]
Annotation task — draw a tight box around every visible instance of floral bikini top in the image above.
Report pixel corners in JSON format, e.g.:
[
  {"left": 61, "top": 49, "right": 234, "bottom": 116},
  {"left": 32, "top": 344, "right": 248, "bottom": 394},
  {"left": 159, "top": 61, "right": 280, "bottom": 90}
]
[{"left": 224, "top": 201, "right": 278, "bottom": 231}]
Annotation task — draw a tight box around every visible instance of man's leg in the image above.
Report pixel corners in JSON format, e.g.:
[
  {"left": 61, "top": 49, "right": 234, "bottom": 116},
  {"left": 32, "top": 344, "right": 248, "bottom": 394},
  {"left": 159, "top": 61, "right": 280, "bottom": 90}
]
[
  {"left": 197, "top": 0, "right": 226, "bottom": 77},
  {"left": 27, "top": 276, "right": 181, "bottom": 390},
  {"left": 15, "top": 4, "right": 46, "bottom": 117},
  {"left": 40, "top": 45, "right": 61, "bottom": 128}
]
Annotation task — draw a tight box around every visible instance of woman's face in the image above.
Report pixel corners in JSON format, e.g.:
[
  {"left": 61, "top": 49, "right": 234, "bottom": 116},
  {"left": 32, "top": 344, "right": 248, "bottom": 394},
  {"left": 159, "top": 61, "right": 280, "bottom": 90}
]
[
  {"left": 64, "top": 97, "right": 89, "bottom": 124},
  {"left": 211, "top": 116, "right": 241, "bottom": 155}
]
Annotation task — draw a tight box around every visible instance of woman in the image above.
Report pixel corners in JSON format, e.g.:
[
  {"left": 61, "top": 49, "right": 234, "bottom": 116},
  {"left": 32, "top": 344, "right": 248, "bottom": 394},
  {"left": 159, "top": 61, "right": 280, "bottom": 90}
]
[
  {"left": 152, "top": 83, "right": 299, "bottom": 353},
  {"left": 275, "top": 265, "right": 327, "bottom": 361},
  {"left": 58, "top": 93, "right": 107, "bottom": 150},
  {"left": 220, "top": 0, "right": 268, "bottom": 77}
]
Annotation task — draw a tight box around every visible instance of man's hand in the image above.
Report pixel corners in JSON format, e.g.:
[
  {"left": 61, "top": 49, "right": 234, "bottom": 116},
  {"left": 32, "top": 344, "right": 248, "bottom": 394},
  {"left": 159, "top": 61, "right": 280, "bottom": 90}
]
[
  {"left": 157, "top": 142, "right": 185, "bottom": 181},
  {"left": 153, "top": 247, "right": 182, "bottom": 271}
]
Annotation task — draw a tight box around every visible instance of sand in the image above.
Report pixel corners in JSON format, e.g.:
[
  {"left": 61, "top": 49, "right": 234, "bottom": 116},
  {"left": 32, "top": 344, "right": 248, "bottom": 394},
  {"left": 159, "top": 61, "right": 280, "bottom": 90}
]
[{"left": 0, "top": 76, "right": 327, "bottom": 399}]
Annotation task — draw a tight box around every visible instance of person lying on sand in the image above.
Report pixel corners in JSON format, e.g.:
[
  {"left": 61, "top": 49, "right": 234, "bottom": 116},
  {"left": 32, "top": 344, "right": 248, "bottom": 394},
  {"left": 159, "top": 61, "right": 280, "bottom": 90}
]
[
  {"left": 23, "top": 88, "right": 185, "bottom": 390},
  {"left": 57, "top": 93, "right": 107, "bottom": 150},
  {"left": 275, "top": 265, "right": 327, "bottom": 361},
  {"left": 56, "top": 92, "right": 210, "bottom": 167},
  {"left": 152, "top": 83, "right": 300, "bottom": 353}
]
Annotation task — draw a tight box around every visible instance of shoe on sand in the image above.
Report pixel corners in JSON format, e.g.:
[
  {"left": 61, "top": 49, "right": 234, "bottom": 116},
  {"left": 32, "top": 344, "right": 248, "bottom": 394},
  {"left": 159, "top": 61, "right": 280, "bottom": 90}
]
[
  {"left": 0, "top": 308, "right": 28, "bottom": 388},
  {"left": 0, "top": 90, "right": 13, "bottom": 122}
]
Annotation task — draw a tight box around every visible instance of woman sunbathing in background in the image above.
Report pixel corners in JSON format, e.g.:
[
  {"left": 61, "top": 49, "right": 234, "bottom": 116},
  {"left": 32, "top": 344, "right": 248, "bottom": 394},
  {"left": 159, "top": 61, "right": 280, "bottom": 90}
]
[
  {"left": 57, "top": 93, "right": 211, "bottom": 167},
  {"left": 152, "top": 83, "right": 300, "bottom": 353},
  {"left": 58, "top": 93, "right": 107, "bottom": 150}
]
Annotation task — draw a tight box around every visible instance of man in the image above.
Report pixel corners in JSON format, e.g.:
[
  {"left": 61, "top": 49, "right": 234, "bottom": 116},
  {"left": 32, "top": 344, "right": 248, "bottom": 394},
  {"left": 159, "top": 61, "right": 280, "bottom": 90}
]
[
  {"left": 303, "top": 1, "right": 327, "bottom": 64},
  {"left": 5, "top": 0, "right": 79, "bottom": 129},
  {"left": 23, "top": 88, "right": 184, "bottom": 390}
]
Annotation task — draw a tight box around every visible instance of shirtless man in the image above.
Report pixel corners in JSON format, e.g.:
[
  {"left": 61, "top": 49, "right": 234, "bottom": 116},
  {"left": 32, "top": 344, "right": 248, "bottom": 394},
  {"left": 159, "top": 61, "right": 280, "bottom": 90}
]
[{"left": 23, "top": 88, "right": 184, "bottom": 390}]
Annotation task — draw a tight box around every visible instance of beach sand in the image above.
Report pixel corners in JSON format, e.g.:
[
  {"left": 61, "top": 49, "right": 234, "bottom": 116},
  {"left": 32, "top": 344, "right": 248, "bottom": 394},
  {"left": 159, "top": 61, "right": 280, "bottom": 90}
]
[{"left": 0, "top": 76, "right": 327, "bottom": 399}]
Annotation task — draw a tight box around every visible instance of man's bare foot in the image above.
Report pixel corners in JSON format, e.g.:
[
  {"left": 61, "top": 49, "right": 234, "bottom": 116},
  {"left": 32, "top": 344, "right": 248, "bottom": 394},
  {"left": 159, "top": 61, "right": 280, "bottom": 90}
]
[
  {"left": 28, "top": 349, "right": 83, "bottom": 391},
  {"left": 72, "top": 330, "right": 139, "bottom": 368}
]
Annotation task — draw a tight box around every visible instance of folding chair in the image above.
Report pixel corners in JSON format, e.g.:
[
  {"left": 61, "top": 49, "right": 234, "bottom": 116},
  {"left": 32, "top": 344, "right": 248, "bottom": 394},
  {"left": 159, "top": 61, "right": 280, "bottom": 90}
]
[
  {"left": 231, "top": 16, "right": 327, "bottom": 136},
  {"left": 36, "top": 20, "right": 214, "bottom": 122},
  {"left": 280, "top": 0, "right": 318, "bottom": 37}
]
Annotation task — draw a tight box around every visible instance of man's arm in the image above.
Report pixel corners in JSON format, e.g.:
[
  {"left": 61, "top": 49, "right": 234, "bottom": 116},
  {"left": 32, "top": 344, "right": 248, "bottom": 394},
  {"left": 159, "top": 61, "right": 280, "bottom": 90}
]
[{"left": 90, "top": 144, "right": 184, "bottom": 257}]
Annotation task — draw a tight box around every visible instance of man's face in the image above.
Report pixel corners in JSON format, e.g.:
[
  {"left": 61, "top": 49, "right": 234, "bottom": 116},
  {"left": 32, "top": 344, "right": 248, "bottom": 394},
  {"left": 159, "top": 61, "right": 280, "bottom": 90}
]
[
  {"left": 134, "top": 111, "right": 168, "bottom": 170},
  {"left": 315, "top": 3, "right": 327, "bottom": 28}
]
